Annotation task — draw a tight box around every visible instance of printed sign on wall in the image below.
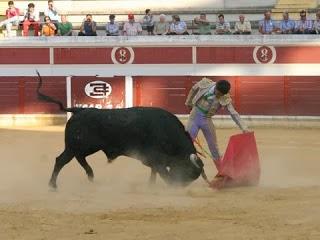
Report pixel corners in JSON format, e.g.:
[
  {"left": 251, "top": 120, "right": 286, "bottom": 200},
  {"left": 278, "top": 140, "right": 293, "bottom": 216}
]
[{"left": 71, "top": 76, "right": 125, "bottom": 109}]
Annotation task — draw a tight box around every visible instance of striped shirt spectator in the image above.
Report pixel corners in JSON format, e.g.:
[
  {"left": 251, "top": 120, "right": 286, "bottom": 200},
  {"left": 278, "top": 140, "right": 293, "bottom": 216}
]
[
  {"left": 259, "top": 10, "right": 276, "bottom": 34},
  {"left": 123, "top": 14, "right": 142, "bottom": 36},
  {"left": 215, "top": 14, "right": 231, "bottom": 34},
  {"left": 277, "top": 11, "right": 295, "bottom": 34},
  {"left": 168, "top": 15, "right": 188, "bottom": 35},
  {"left": 295, "top": 10, "right": 313, "bottom": 34},
  {"left": 313, "top": 10, "right": 320, "bottom": 34},
  {"left": 106, "top": 14, "right": 119, "bottom": 36}
]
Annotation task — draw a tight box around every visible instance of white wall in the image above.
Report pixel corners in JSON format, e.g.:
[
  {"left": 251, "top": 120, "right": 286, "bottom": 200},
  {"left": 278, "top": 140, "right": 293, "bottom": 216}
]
[
  {"left": 9, "top": 0, "right": 277, "bottom": 14},
  {"left": 224, "top": 0, "right": 277, "bottom": 9}
]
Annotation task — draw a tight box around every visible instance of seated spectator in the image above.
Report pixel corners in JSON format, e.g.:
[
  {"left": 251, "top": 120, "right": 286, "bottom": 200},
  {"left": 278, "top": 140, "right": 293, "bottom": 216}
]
[
  {"left": 0, "top": 1, "right": 21, "bottom": 37},
  {"left": 234, "top": 14, "right": 251, "bottom": 34},
  {"left": 276, "top": 11, "right": 295, "bottom": 34},
  {"left": 123, "top": 14, "right": 142, "bottom": 36},
  {"left": 78, "top": 14, "right": 97, "bottom": 36},
  {"left": 44, "top": 0, "right": 59, "bottom": 30},
  {"left": 313, "top": 9, "right": 320, "bottom": 34},
  {"left": 294, "top": 10, "right": 313, "bottom": 34},
  {"left": 153, "top": 14, "right": 169, "bottom": 35},
  {"left": 193, "top": 13, "right": 211, "bottom": 35},
  {"left": 106, "top": 14, "right": 119, "bottom": 36},
  {"left": 167, "top": 15, "right": 189, "bottom": 35},
  {"left": 57, "top": 14, "right": 72, "bottom": 36},
  {"left": 215, "top": 14, "right": 231, "bottom": 35},
  {"left": 22, "top": 3, "right": 40, "bottom": 36},
  {"left": 259, "top": 10, "right": 276, "bottom": 34},
  {"left": 41, "top": 16, "right": 56, "bottom": 36},
  {"left": 143, "top": 9, "right": 154, "bottom": 35}
]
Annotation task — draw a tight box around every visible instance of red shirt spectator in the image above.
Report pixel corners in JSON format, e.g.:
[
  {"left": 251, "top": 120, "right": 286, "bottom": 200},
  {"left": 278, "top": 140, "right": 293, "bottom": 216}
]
[{"left": 6, "top": 5, "right": 19, "bottom": 19}]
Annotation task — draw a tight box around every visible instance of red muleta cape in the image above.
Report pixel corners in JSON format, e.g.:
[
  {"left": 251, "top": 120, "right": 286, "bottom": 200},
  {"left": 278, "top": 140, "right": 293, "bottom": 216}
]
[{"left": 210, "top": 132, "right": 260, "bottom": 189}]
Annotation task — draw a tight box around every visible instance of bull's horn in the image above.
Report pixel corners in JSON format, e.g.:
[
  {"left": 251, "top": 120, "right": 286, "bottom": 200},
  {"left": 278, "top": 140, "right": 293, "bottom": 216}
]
[{"left": 190, "top": 154, "right": 201, "bottom": 169}]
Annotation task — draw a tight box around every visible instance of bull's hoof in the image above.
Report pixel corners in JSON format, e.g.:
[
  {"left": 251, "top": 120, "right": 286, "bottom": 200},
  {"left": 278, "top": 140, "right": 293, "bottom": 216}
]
[
  {"left": 88, "top": 175, "right": 94, "bottom": 182},
  {"left": 48, "top": 180, "right": 57, "bottom": 190}
]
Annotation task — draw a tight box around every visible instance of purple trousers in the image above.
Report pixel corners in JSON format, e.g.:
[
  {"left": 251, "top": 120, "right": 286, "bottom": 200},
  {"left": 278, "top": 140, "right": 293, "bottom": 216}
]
[{"left": 186, "top": 108, "right": 221, "bottom": 161}]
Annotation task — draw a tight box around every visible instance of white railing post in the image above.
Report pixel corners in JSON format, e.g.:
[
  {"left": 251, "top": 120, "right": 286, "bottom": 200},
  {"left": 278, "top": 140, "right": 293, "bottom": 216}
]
[
  {"left": 125, "top": 76, "right": 133, "bottom": 108},
  {"left": 66, "top": 76, "right": 72, "bottom": 120}
]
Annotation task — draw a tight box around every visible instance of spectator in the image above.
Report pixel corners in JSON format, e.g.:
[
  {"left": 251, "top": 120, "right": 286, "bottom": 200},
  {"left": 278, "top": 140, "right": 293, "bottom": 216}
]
[
  {"left": 78, "top": 14, "right": 97, "bottom": 36},
  {"left": 22, "top": 3, "right": 40, "bottom": 36},
  {"left": 143, "top": 9, "right": 154, "bottom": 35},
  {"left": 123, "top": 14, "right": 142, "bottom": 36},
  {"left": 57, "top": 14, "right": 72, "bottom": 36},
  {"left": 153, "top": 14, "right": 169, "bottom": 35},
  {"left": 295, "top": 10, "right": 313, "bottom": 34},
  {"left": 215, "top": 14, "right": 231, "bottom": 35},
  {"left": 168, "top": 15, "right": 189, "bottom": 35},
  {"left": 276, "top": 11, "right": 295, "bottom": 34},
  {"left": 106, "top": 14, "right": 119, "bottom": 36},
  {"left": 313, "top": 9, "right": 320, "bottom": 34},
  {"left": 0, "top": 1, "right": 21, "bottom": 37},
  {"left": 44, "top": 0, "right": 59, "bottom": 29},
  {"left": 259, "top": 10, "right": 276, "bottom": 34},
  {"left": 193, "top": 13, "right": 211, "bottom": 35},
  {"left": 41, "top": 16, "right": 56, "bottom": 36},
  {"left": 234, "top": 14, "right": 251, "bottom": 34}
]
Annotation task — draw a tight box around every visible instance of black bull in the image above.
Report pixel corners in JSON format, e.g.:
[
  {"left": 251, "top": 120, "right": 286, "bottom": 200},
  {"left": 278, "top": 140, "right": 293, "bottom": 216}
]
[{"left": 36, "top": 73, "right": 207, "bottom": 189}]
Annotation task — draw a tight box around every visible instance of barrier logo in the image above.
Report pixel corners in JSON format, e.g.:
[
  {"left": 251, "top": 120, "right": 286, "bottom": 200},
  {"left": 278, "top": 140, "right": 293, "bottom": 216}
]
[
  {"left": 84, "top": 81, "right": 112, "bottom": 99},
  {"left": 111, "top": 47, "right": 135, "bottom": 64},
  {"left": 253, "top": 46, "right": 276, "bottom": 64}
]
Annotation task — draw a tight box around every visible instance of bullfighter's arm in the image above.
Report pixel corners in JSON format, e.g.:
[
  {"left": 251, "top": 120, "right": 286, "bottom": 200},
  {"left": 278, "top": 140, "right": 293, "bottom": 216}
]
[
  {"left": 226, "top": 102, "right": 248, "bottom": 131},
  {"left": 185, "top": 83, "right": 199, "bottom": 108}
]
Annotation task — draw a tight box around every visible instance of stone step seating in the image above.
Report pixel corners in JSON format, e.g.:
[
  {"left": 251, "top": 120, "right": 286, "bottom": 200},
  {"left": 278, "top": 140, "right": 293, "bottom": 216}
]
[{"left": 272, "top": 0, "right": 318, "bottom": 19}]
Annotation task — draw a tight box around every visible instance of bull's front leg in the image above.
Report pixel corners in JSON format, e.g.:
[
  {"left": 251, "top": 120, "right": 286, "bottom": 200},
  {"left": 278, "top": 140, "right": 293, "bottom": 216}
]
[{"left": 149, "top": 168, "right": 157, "bottom": 185}]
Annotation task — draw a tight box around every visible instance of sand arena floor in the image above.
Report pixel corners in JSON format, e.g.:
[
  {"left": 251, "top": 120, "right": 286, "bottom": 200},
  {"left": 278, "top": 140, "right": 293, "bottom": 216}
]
[{"left": 0, "top": 126, "right": 319, "bottom": 240}]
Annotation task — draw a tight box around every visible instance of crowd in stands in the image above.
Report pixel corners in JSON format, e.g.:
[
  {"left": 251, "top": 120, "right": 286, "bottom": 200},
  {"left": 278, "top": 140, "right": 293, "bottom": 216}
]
[{"left": 0, "top": 0, "right": 320, "bottom": 37}]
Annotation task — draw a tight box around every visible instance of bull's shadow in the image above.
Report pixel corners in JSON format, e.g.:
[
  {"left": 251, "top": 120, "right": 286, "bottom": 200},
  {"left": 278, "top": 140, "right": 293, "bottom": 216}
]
[{"left": 36, "top": 72, "right": 206, "bottom": 190}]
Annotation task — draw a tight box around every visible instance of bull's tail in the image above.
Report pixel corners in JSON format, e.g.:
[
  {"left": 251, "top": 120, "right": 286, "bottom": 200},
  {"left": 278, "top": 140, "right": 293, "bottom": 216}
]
[{"left": 36, "top": 70, "right": 82, "bottom": 114}]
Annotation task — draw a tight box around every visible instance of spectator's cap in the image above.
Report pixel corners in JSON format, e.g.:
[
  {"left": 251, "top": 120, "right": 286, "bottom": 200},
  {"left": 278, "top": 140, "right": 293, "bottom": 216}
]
[{"left": 128, "top": 13, "right": 134, "bottom": 19}]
